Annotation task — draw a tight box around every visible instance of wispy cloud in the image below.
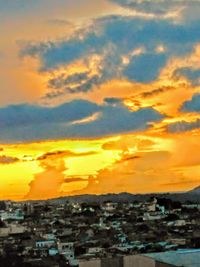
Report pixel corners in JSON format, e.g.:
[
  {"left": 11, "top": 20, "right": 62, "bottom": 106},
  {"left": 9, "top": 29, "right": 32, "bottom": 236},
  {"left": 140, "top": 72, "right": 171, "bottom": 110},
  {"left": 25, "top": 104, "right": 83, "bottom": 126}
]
[{"left": 0, "top": 155, "right": 19, "bottom": 164}]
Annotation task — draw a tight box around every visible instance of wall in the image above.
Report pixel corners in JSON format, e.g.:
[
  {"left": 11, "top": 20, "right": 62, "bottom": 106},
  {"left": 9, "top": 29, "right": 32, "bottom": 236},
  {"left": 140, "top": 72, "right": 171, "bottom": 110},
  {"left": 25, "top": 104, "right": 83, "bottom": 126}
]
[
  {"left": 102, "top": 257, "right": 123, "bottom": 267},
  {"left": 156, "top": 262, "right": 176, "bottom": 267},
  {"left": 78, "top": 255, "right": 176, "bottom": 267},
  {"left": 0, "top": 228, "right": 9, "bottom": 237},
  {"left": 124, "top": 255, "right": 155, "bottom": 267},
  {"left": 79, "top": 259, "right": 101, "bottom": 267}
]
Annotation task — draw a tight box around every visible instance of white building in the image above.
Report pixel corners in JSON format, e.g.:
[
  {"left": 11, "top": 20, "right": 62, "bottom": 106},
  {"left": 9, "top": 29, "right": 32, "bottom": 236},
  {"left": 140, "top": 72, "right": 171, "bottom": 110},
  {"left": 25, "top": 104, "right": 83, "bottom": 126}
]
[
  {"left": 0, "top": 209, "right": 24, "bottom": 221},
  {"left": 36, "top": 240, "right": 55, "bottom": 248}
]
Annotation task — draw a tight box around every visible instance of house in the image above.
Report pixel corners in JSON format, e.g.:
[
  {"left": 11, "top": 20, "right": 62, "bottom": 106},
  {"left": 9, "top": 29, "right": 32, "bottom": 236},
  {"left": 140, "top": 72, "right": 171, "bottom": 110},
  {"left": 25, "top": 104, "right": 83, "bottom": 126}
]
[
  {"left": 0, "top": 209, "right": 24, "bottom": 221},
  {"left": 0, "top": 224, "right": 27, "bottom": 237},
  {"left": 43, "top": 233, "right": 56, "bottom": 240},
  {"left": 57, "top": 241, "right": 74, "bottom": 253},
  {"left": 101, "top": 202, "right": 118, "bottom": 212},
  {"left": 49, "top": 247, "right": 59, "bottom": 256},
  {"left": 57, "top": 242, "right": 78, "bottom": 266},
  {"left": 168, "top": 238, "right": 186, "bottom": 246},
  {"left": 143, "top": 212, "right": 165, "bottom": 221},
  {"left": 36, "top": 239, "right": 55, "bottom": 248},
  {"left": 87, "top": 247, "right": 104, "bottom": 254}
]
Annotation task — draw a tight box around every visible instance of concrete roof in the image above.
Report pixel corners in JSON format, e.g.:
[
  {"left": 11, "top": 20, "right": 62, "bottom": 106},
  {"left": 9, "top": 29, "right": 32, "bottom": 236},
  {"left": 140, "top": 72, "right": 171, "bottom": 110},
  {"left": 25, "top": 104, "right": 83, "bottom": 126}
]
[{"left": 146, "top": 249, "right": 200, "bottom": 267}]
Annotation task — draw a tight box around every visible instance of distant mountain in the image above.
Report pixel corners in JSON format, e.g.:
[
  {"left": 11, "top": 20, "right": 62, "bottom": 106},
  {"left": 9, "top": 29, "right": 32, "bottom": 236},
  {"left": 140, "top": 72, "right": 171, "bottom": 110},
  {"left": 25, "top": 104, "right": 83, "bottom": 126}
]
[
  {"left": 22, "top": 186, "right": 200, "bottom": 204},
  {"left": 46, "top": 193, "right": 139, "bottom": 204},
  {"left": 189, "top": 186, "right": 200, "bottom": 194}
]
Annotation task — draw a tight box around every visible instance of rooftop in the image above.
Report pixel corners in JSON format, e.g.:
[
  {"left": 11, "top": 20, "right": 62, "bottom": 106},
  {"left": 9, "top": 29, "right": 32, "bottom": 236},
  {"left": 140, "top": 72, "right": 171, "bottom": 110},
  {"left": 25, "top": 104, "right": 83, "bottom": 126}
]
[{"left": 146, "top": 249, "right": 200, "bottom": 267}]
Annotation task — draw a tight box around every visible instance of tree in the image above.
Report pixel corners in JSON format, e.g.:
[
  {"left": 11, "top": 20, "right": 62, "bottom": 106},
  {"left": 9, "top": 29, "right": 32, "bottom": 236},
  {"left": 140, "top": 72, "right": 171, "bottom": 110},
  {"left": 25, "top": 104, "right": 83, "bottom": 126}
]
[
  {"left": 0, "top": 220, "right": 5, "bottom": 228},
  {"left": 0, "top": 201, "right": 6, "bottom": 211}
]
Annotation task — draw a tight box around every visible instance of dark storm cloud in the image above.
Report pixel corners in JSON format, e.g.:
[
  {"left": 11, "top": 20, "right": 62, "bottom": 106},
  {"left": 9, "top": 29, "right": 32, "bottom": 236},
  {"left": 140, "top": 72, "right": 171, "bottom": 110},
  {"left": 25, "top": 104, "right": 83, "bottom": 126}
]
[
  {"left": 103, "top": 97, "right": 123, "bottom": 104},
  {"left": 110, "top": 0, "right": 200, "bottom": 15},
  {"left": 123, "top": 53, "right": 167, "bottom": 83},
  {"left": 20, "top": 13, "right": 200, "bottom": 97},
  {"left": 181, "top": 94, "right": 200, "bottom": 112},
  {"left": 173, "top": 67, "right": 200, "bottom": 86},
  {"left": 0, "top": 100, "right": 99, "bottom": 127},
  {"left": 0, "top": 100, "right": 164, "bottom": 143},
  {"left": 48, "top": 72, "right": 101, "bottom": 94},
  {"left": 167, "top": 119, "right": 200, "bottom": 133}
]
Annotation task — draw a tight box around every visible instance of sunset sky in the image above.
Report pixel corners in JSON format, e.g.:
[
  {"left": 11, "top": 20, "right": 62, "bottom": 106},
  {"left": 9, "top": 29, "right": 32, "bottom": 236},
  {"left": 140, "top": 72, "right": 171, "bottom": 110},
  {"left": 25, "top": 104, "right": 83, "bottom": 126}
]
[{"left": 1, "top": 0, "right": 200, "bottom": 200}]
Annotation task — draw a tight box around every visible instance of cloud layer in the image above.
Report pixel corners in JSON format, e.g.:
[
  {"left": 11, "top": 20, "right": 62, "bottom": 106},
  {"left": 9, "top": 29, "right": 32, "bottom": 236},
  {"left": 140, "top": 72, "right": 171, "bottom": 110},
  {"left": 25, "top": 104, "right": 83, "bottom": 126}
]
[
  {"left": 111, "top": 0, "right": 200, "bottom": 15},
  {"left": 181, "top": 94, "right": 200, "bottom": 112},
  {"left": 20, "top": 13, "right": 200, "bottom": 99},
  {"left": 0, "top": 100, "right": 163, "bottom": 143}
]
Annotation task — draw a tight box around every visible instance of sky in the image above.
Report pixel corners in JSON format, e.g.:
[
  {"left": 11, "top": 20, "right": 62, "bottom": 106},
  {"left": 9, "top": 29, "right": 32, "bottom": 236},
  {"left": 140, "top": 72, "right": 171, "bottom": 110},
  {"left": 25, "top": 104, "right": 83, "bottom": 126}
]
[{"left": 1, "top": 0, "right": 200, "bottom": 200}]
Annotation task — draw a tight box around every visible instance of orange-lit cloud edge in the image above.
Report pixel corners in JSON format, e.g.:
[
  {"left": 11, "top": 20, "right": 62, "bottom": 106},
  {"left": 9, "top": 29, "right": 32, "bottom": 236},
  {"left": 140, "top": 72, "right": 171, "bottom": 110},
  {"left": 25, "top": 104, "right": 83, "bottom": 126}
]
[{"left": 1, "top": 1, "right": 200, "bottom": 200}]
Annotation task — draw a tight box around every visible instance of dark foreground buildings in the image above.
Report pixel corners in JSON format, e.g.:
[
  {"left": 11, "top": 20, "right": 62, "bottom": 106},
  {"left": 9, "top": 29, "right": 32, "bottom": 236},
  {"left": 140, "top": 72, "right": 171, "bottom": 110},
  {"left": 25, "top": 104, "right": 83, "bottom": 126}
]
[{"left": 0, "top": 197, "right": 200, "bottom": 266}]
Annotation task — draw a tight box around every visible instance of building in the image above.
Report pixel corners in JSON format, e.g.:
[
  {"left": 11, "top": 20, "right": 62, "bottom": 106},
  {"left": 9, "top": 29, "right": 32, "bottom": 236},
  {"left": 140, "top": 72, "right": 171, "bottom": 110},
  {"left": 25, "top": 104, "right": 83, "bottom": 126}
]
[
  {"left": 36, "top": 239, "right": 55, "bottom": 248},
  {"left": 0, "top": 224, "right": 27, "bottom": 237},
  {"left": 146, "top": 249, "right": 200, "bottom": 266},
  {"left": 0, "top": 209, "right": 24, "bottom": 221},
  {"left": 78, "top": 250, "right": 200, "bottom": 266}
]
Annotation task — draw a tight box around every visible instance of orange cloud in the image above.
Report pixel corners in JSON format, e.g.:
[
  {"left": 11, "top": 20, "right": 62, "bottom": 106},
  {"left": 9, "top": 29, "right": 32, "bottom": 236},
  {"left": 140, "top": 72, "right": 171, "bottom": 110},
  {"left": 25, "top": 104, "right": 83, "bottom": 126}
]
[{"left": 25, "top": 153, "right": 67, "bottom": 200}]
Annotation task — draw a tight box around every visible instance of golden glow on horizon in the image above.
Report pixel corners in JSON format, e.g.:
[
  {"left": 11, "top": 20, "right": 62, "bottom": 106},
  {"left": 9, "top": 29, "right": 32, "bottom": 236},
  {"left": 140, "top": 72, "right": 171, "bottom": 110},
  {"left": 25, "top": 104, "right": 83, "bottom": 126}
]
[
  {"left": 1, "top": 127, "right": 200, "bottom": 200},
  {"left": 0, "top": 137, "right": 121, "bottom": 200}
]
